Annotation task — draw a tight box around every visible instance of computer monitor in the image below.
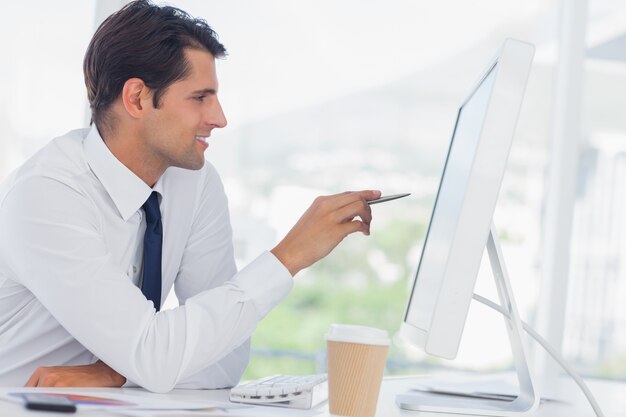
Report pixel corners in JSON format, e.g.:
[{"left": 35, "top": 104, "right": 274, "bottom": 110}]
[{"left": 397, "top": 39, "right": 537, "bottom": 415}]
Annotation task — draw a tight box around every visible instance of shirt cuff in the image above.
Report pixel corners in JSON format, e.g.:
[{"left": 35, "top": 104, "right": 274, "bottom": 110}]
[{"left": 231, "top": 251, "right": 293, "bottom": 317}]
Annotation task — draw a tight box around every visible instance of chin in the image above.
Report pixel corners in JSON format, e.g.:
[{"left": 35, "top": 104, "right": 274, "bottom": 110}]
[
  {"left": 189, "top": 158, "right": 206, "bottom": 171},
  {"left": 174, "top": 157, "right": 205, "bottom": 171}
]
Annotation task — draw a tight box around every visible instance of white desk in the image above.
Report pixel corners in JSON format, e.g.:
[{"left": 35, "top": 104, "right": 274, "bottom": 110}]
[
  {"left": 374, "top": 375, "right": 624, "bottom": 416},
  {"left": 0, "top": 375, "right": 623, "bottom": 416}
]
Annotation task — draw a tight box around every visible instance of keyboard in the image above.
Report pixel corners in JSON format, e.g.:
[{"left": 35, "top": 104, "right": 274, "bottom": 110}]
[{"left": 229, "top": 374, "right": 328, "bottom": 409}]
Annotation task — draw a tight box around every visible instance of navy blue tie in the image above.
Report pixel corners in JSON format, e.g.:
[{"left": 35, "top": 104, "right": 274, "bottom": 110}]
[{"left": 141, "top": 192, "right": 162, "bottom": 311}]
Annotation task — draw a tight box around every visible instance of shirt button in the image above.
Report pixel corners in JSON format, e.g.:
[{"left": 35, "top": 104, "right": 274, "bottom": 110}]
[{"left": 133, "top": 266, "right": 138, "bottom": 274}]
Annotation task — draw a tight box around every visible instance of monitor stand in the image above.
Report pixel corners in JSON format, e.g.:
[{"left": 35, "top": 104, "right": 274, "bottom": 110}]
[{"left": 396, "top": 223, "right": 540, "bottom": 416}]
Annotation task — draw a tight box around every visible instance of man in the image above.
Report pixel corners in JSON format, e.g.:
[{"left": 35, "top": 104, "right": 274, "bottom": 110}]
[{"left": 0, "top": 1, "right": 379, "bottom": 392}]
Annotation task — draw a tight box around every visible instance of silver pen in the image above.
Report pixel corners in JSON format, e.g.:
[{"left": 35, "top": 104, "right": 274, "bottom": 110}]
[{"left": 367, "top": 193, "right": 411, "bottom": 205}]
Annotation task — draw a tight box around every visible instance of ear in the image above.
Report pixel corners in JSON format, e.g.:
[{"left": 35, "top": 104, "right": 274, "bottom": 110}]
[{"left": 121, "top": 78, "right": 152, "bottom": 119}]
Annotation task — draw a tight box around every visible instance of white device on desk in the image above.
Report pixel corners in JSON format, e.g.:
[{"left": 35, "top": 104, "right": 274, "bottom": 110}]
[
  {"left": 229, "top": 373, "right": 328, "bottom": 409},
  {"left": 397, "top": 39, "right": 538, "bottom": 416},
  {"left": 395, "top": 38, "right": 603, "bottom": 417}
]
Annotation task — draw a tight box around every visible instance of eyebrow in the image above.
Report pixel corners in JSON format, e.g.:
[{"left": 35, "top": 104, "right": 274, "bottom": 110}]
[{"left": 191, "top": 88, "right": 217, "bottom": 95}]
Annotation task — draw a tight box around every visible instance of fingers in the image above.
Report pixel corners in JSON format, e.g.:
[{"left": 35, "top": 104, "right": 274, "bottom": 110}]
[
  {"left": 316, "top": 189, "right": 380, "bottom": 236},
  {"left": 25, "top": 367, "right": 61, "bottom": 387},
  {"left": 340, "top": 219, "right": 370, "bottom": 236},
  {"left": 317, "top": 190, "right": 381, "bottom": 210},
  {"left": 24, "top": 368, "right": 42, "bottom": 387},
  {"left": 334, "top": 199, "right": 373, "bottom": 231}
]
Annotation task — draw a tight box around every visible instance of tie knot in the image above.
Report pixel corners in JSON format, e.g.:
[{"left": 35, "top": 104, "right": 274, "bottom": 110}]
[{"left": 142, "top": 192, "right": 161, "bottom": 222}]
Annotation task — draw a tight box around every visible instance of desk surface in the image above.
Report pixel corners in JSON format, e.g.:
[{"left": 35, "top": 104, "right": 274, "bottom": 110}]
[
  {"left": 376, "top": 375, "right": 624, "bottom": 416},
  {"left": 0, "top": 375, "right": 623, "bottom": 416}
]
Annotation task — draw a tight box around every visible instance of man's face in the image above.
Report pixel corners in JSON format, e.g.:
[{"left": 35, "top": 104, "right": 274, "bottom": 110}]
[{"left": 141, "top": 48, "right": 227, "bottom": 171}]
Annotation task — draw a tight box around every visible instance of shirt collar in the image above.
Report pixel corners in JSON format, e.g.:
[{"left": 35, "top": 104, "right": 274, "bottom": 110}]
[{"left": 83, "top": 125, "right": 154, "bottom": 221}]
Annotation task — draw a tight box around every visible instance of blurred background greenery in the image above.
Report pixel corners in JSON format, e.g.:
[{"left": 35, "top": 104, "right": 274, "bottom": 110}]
[{"left": 243, "top": 218, "right": 428, "bottom": 379}]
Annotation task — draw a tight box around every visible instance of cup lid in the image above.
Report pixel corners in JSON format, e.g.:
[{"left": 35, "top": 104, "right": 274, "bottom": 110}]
[{"left": 325, "top": 324, "right": 390, "bottom": 346}]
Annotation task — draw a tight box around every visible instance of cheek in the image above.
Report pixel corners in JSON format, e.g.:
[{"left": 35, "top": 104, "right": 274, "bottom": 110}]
[
  {"left": 142, "top": 113, "right": 178, "bottom": 151},
  {"left": 149, "top": 109, "right": 183, "bottom": 136},
  {"left": 144, "top": 103, "right": 201, "bottom": 141},
  {"left": 177, "top": 100, "right": 204, "bottom": 120}
]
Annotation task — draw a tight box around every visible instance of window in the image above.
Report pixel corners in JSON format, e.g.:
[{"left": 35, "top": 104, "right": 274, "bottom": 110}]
[
  {"left": 0, "top": 1, "right": 96, "bottom": 179},
  {"left": 562, "top": 0, "right": 626, "bottom": 379},
  {"left": 174, "top": 0, "right": 566, "bottom": 379},
  {"left": 3, "top": 0, "right": 624, "bottom": 383}
]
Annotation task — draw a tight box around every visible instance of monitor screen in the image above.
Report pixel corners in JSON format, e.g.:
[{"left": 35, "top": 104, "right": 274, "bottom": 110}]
[{"left": 405, "top": 67, "right": 496, "bottom": 332}]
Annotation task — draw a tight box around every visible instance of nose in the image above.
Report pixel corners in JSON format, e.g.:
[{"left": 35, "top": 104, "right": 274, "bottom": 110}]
[{"left": 206, "top": 97, "right": 227, "bottom": 129}]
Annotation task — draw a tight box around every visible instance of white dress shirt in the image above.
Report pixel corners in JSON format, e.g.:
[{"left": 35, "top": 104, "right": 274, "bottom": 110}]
[{"left": 0, "top": 126, "right": 293, "bottom": 392}]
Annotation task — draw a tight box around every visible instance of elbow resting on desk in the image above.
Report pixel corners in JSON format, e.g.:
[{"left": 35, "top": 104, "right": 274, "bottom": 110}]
[{"left": 123, "top": 339, "right": 251, "bottom": 393}]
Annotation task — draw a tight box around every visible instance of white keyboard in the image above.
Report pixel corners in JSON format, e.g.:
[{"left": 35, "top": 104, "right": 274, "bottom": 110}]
[{"left": 229, "top": 374, "right": 328, "bottom": 409}]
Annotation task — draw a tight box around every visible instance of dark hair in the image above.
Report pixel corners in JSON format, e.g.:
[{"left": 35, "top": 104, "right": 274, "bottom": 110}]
[{"left": 83, "top": 0, "right": 226, "bottom": 134}]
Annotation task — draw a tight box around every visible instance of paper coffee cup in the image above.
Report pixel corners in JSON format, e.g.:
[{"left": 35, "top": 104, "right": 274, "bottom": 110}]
[{"left": 325, "top": 324, "right": 390, "bottom": 417}]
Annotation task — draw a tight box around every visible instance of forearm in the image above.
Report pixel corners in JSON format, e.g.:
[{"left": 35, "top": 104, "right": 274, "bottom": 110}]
[{"left": 100, "top": 253, "right": 290, "bottom": 393}]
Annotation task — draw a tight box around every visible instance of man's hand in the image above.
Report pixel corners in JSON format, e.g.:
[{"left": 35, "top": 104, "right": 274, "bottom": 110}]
[
  {"left": 271, "top": 190, "right": 381, "bottom": 276},
  {"left": 25, "top": 360, "right": 126, "bottom": 388}
]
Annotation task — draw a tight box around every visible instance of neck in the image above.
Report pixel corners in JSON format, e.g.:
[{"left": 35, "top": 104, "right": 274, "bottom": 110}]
[{"left": 100, "top": 127, "right": 166, "bottom": 188}]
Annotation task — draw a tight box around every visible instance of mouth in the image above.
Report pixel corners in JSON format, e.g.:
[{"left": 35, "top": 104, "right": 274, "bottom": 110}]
[{"left": 195, "top": 135, "right": 209, "bottom": 149}]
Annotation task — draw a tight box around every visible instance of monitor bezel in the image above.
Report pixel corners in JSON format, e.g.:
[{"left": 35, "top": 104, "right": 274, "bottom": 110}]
[{"left": 400, "top": 39, "right": 535, "bottom": 360}]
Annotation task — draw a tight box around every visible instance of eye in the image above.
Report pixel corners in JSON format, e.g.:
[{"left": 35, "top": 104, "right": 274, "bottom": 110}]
[{"left": 193, "top": 96, "right": 206, "bottom": 102}]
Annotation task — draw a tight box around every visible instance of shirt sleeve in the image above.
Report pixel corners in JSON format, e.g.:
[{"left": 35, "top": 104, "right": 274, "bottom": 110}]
[
  {"left": 170, "top": 163, "right": 249, "bottom": 389},
  {"left": 0, "top": 175, "right": 293, "bottom": 393},
  {"left": 173, "top": 339, "right": 250, "bottom": 389}
]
